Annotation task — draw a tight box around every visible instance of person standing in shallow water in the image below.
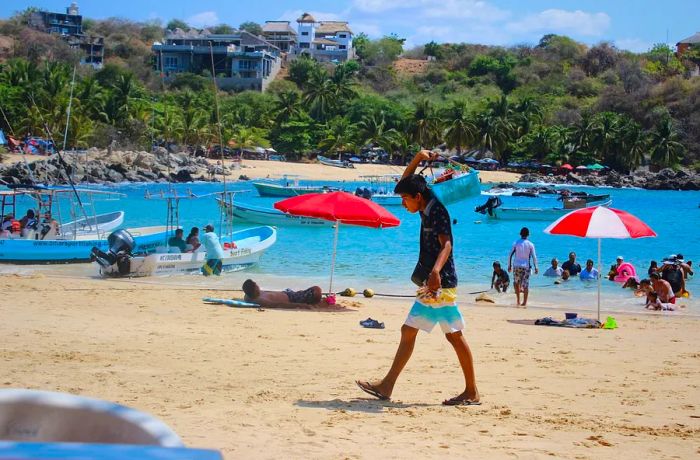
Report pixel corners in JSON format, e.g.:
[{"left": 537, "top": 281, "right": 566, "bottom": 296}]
[
  {"left": 356, "top": 149, "right": 480, "bottom": 406},
  {"left": 508, "top": 227, "right": 538, "bottom": 307}
]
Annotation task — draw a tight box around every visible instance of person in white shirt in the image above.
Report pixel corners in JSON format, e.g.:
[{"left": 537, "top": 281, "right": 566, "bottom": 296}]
[
  {"left": 543, "top": 258, "right": 563, "bottom": 277},
  {"left": 508, "top": 227, "right": 538, "bottom": 307}
]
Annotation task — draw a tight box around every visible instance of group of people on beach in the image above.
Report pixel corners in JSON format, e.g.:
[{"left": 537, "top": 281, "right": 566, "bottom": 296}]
[{"left": 635, "top": 255, "right": 693, "bottom": 310}]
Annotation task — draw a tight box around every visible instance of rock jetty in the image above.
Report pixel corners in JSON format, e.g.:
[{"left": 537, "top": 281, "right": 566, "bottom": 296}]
[
  {"left": 0, "top": 148, "right": 233, "bottom": 185},
  {"left": 519, "top": 169, "right": 700, "bottom": 191}
]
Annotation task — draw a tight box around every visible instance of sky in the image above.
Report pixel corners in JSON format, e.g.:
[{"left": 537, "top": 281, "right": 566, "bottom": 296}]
[{"left": 1, "top": 0, "right": 698, "bottom": 52}]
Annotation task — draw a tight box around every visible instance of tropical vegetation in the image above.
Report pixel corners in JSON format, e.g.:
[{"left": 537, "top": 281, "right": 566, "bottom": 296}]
[{"left": 1, "top": 11, "right": 699, "bottom": 173}]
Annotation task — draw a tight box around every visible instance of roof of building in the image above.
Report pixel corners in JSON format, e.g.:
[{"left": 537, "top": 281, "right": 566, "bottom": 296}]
[
  {"left": 312, "top": 38, "right": 340, "bottom": 46},
  {"left": 262, "top": 21, "right": 297, "bottom": 35},
  {"left": 677, "top": 32, "right": 700, "bottom": 44},
  {"left": 316, "top": 21, "right": 353, "bottom": 34},
  {"left": 297, "top": 13, "right": 316, "bottom": 23},
  {"left": 239, "top": 31, "right": 279, "bottom": 50}
]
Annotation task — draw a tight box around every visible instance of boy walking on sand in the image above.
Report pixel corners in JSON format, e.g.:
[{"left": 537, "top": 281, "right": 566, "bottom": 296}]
[{"left": 356, "top": 150, "right": 480, "bottom": 406}]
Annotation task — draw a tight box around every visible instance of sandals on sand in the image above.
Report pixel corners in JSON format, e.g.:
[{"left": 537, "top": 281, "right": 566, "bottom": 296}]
[
  {"left": 356, "top": 381, "right": 390, "bottom": 401},
  {"left": 359, "top": 318, "right": 385, "bottom": 329},
  {"left": 442, "top": 397, "right": 482, "bottom": 406}
]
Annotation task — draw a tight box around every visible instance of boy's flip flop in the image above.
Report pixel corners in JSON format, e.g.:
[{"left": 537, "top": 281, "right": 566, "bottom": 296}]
[
  {"left": 355, "top": 380, "right": 390, "bottom": 401},
  {"left": 442, "top": 397, "right": 482, "bottom": 406}
]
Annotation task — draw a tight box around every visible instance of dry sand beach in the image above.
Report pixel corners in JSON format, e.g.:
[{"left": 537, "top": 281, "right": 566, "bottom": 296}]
[
  {"left": 1, "top": 152, "right": 521, "bottom": 183},
  {"left": 1, "top": 273, "right": 698, "bottom": 459}
]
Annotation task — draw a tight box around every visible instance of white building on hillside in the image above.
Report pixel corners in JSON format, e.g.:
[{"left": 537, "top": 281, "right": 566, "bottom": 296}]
[{"left": 285, "top": 12, "right": 355, "bottom": 63}]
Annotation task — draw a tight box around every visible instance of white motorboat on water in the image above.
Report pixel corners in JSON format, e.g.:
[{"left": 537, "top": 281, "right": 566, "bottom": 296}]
[
  {"left": 61, "top": 211, "right": 124, "bottom": 237},
  {"left": 252, "top": 175, "right": 338, "bottom": 197},
  {"left": 221, "top": 200, "right": 331, "bottom": 227},
  {"left": 475, "top": 196, "right": 613, "bottom": 221},
  {"left": 0, "top": 186, "right": 167, "bottom": 264},
  {"left": 357, "top": 175, "right": 403, "bottom": 206},
  {"left": 93, "top": 191, "right": 277, "bottom": 277}
]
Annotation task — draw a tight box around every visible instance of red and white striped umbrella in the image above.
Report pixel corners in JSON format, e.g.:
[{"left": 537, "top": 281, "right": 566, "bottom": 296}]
[
  {"left": 544, "top": 206, "right": 657, "bottom": 239},
  {"left": 544, "top": 206, "right": 656, "bottom": 321}
]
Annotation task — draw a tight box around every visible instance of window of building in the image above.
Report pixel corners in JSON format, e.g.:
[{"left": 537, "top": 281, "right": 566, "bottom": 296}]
[
  {"left": 301, "top": 31, "right": 308, "bottom": 36},
  {"left": 339, "top": 45, "right": 346, "bottom": 49},
  {"left": 239, "top": 60, "right": 258, "bottom": 70},
  {"left": 164, "top": 56, "right": 178, "bottom": 68},
  {"left": 339, "top": 34, "right": 346, "bottom": 38}
]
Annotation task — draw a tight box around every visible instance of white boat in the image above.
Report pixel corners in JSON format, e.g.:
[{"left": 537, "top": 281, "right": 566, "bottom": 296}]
[
  {"left": 224, "top": 201, "right": 331, "bottom": 227},
  {"left": 317, "top": 155, "right": 355, "bottom": 169},
  {"left": 252, "top": 176, "right": 338, "bottom": 197},
  {"left": 480, "top": 199, "right": 613, "bottom": 221},
  {"left": 358, "top": 175, "right": 403, "bottom": 206},
  {"left": 61, "top": 211, "right": 124, "bottom": 237},
  {"left": 97, "top": 225, "right": 277, "bottom": 277}
]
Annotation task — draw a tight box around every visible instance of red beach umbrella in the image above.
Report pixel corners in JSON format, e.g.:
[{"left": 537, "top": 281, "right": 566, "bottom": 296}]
[
  {"left": 560, "top": 163, "right": 573, "bottom": 170},
  {"left": 275, "top": 191, "right": 401, "bottom": 292},
  {"left": 544, "top": 206, "right": 656, "bottom": 320}
]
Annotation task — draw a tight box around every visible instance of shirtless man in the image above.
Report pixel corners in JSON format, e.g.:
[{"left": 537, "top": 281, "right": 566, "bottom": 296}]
[
  {"left": 242, "top": 279, "right": 322, "bottom": 308},
  {"left": 650, "top": 272, "right": 675, "bottom": 304}
]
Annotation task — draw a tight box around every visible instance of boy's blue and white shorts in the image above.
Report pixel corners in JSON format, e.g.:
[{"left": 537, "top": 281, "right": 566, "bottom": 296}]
[{"left": 404, "top": 288, "right": 465, "bottom": 334}]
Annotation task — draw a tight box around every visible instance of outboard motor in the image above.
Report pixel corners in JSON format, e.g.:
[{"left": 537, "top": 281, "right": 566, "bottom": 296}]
[
  {"left": 475, "top": 196, "right": 502, "bottom": 216},
  {"left": 91, "top": 229, "right": 136, "bottom": 276}
]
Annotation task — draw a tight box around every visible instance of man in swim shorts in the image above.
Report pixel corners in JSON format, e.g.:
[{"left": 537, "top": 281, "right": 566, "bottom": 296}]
[
  {"left": 508, "top": 227, "right": 538, "bottom": 307},
  {"left": 242, "top": 279, "right": 322, "bottom": 307},
  {"left": 355, "top": 150, "right": 480, "bottom": 406}
]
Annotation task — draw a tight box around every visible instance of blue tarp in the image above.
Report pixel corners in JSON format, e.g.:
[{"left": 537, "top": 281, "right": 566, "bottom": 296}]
[{"left": 0, "top": 129, "right": 7, "bottom": 145}]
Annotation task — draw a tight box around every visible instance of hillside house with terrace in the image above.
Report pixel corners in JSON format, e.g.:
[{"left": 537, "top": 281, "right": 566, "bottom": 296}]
[
  {"left": 152, "top": 29, "right": 282, "bottom": 91},
  {"left": 286, "top": 13, "right": 355, "bottom": 63}
]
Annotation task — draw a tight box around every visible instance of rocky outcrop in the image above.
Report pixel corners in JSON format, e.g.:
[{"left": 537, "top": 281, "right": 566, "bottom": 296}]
[
  {"left": 0, "top": 148, "right": 234, "bottom": 185},
  {"left": 519, "top": 169, "right": 700, "bottom": 191}
]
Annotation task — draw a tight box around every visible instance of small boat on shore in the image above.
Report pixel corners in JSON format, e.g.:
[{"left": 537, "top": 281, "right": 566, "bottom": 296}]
[
  {"left": 317, "top": 155, "right": 355, "bottom": 169},
  {"left": 476, "top": 197, "right": 612, "bottom": 221},
  {"left": 95, "top": 225, "right": 277, "bottom": 277},
  {"left": 223, "top": 201, "right": 331, "bottom": 227}
]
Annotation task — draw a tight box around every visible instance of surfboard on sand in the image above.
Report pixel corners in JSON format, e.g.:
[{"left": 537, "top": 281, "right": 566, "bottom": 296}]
[{"left": 202, "top": 297, "right": 260, "bottom": 308}]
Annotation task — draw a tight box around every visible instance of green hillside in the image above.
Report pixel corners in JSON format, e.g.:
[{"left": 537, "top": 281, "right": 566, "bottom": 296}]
[{"left": 1, "top": 11, "right": 699, "bottom": 172}]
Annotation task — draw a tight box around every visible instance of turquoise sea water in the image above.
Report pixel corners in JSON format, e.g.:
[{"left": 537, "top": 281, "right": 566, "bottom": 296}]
[{"left": 4, "top": 178, "right": 699, "bottom": 315}]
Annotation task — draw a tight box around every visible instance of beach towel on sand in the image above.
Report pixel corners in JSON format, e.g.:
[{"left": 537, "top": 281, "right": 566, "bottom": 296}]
[{"left": 535, "top": 317, "right": 602, "bottom": 328}]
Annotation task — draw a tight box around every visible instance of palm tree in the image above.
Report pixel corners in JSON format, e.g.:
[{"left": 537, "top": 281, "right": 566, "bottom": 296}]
[
  {"left": 649, "top": 117, "right": 684, "bottom": 168},
  {"left": 303, "top": 68, "right": 335, "bottom": 121},
  {"left": 318, "top": 117, "right": 357, "bottom": 159},
  {"left": 618, "top": 120, "right": 647, "bottom": 173},
  {"left": 442, "top": 101, "right": 476, "bottom": 154},
  {"left": 274, "top": 89, "right": 303, "bottom": 123},
  {"left": 513, "top": 97, "right": 543, "bottom": 136},
  {"left": 357, "top": 110, "right": 400, "bottom": 160},
  {"left": 473, "top": 110, "right": 513, "bottom": 161},
  {"left": 409, "top": 99, "right": 440, "bottom": 149},
  {"left": 589, "top": 112, "right": 622, "bottom": 164}
]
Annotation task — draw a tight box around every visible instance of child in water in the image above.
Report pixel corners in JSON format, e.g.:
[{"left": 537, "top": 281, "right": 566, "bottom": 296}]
[{"left": 491, "top": 261, "right": 509, "bottom": 293}]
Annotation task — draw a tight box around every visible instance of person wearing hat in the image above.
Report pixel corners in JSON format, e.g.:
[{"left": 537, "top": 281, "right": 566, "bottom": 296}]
[
  {"left": 201, "top": 224, "right": 224, "bottom": 276},
  {"left": 659, "top": 258, "right": 685, "bottom": 296}
]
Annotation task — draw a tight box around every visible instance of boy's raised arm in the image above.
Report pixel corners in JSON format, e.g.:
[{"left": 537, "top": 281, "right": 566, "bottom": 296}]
[{"left": 401, "top": 149, "right": 438, "bottom": 179}]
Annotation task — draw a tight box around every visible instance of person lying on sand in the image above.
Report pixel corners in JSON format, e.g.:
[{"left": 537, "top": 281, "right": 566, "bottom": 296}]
[{"left": 242, "top": 279, "right": 323, "bottom": 308}]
